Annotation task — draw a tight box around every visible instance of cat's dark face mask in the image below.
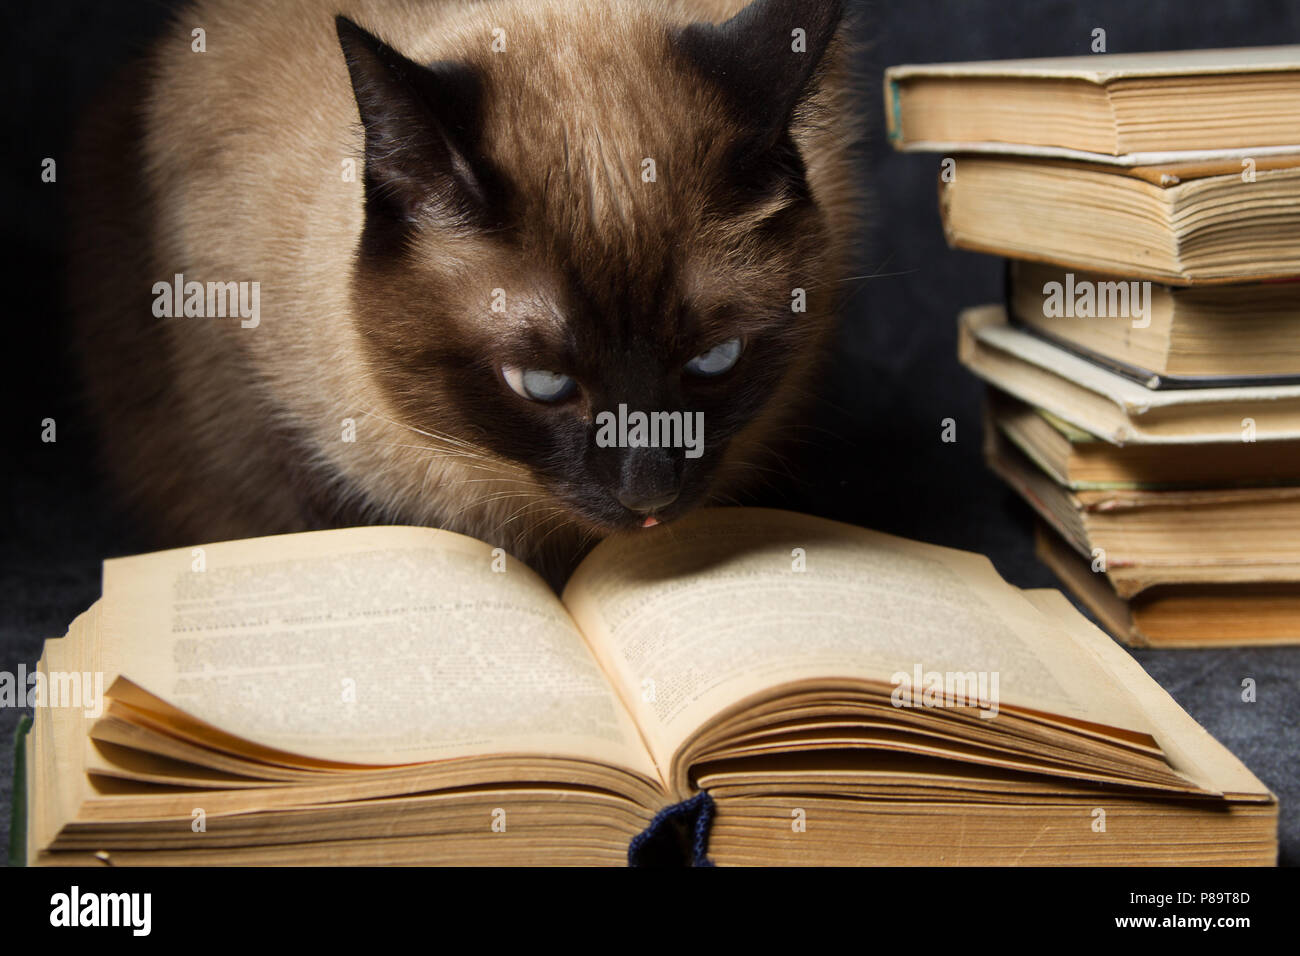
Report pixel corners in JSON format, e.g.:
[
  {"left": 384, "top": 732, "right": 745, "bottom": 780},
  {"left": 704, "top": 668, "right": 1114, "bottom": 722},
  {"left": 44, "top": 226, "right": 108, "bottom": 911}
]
[{"left": 337, "top": 0, "right": 844, "bottom": 535}]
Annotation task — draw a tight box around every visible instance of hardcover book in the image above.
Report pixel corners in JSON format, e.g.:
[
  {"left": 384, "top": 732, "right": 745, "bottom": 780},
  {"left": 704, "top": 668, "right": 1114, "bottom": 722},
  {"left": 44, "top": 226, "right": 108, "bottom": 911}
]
[
  {"left": 984, "top": 415, "right": 1300, "bottom": 602},
  {"left": 939, "top": 156, "right": 1300, "bottom": 284},
  {"left": 1034, "top": 522, "right": 1300, "bottom": 648},
  {"left": 17, "top": 508, "right": 1277, "bottom": 865},
  {"left": 1008, "top": 262, "right": 1300, "bottom": 384},
  {"left": 886, "top": 46, "right": 1300, "bottom": 158},
  {"left": 986, "top": 389, "right": 1300, "bottom": 490},
  {"left": 958, "top": 305, "right": 1300, "bottom": 443}
]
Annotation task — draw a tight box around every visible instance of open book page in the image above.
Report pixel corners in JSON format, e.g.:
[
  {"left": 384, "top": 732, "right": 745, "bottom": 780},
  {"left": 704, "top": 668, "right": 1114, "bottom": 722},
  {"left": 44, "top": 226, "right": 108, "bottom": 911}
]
[
  {"left": 561, "top": 508, "right": 1160, "bottom": 777},
  {"left": 98, "top": 526, "right": 658, "bottom": 779},
  {"left": 1023, "top": 589, "right": 1272, "bottom": 799}
]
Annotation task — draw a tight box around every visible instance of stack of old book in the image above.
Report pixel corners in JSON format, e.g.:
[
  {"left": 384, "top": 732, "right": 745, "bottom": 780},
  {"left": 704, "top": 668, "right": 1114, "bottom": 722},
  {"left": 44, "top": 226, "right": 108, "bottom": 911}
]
[{"left": 887, "top": 46, "right": 1300, "bottom": 647}]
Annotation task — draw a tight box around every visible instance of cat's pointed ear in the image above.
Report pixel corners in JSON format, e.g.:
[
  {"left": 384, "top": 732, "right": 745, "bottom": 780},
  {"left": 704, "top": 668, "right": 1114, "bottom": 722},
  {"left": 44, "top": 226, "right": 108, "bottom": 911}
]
[
  {"left": 336, "top": 16, "right": 500, "bottom": 234},
  {"left": 673, "top": 0, "right": 844, "bottom": 153}
]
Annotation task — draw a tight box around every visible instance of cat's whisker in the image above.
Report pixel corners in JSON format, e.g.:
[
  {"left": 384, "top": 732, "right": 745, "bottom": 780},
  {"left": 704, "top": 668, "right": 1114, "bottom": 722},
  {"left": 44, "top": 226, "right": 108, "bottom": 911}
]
[
  {"left": 505, "top": 504, "right": 569, "bottom": 553},
  {"left": 347, "top": 441, "right": 506, "bottom": 476},
  {"left": 417, "top": 448, "right": 438, "bottom": 501},
  {"left": 498, "top": 496, "right": 555, "bottom": 530},
  {"left": 531, "top": 507, "right": 580, "bottom": 554},
  {"left": 355, "top": 407, "right": 492, "bottom": 456},
  {"left": 836, "top": 269, "right": 918, "bottom": 283},
  {"left": 440, "top": 489, "right": 546, "bottom": 526},
  {"left": 348, "top": 440, "right": 493, "bottom": 461},
  {"left": 575, "top": 521, "right": 602, "bottom": 555}
]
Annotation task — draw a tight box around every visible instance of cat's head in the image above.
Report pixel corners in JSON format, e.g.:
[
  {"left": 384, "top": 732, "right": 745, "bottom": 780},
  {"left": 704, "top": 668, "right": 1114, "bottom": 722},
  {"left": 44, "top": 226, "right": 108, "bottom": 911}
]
[{"left": 337, "top": 0, "right": 851, "bottom": 541}]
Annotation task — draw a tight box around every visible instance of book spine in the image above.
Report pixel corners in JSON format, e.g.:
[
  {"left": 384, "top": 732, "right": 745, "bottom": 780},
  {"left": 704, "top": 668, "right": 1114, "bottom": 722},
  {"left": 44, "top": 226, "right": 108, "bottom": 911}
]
[
  {"left": 7, "top": 713, "right": 31, "bottom": 867},
  {"left": 885, "top": 77, "right": 903, "bottom": 145}
]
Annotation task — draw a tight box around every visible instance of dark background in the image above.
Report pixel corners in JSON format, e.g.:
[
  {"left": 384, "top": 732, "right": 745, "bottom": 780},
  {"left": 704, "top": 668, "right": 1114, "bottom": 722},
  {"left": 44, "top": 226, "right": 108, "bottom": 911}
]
[{"left": 3, "top": 0, "right": 1297, "bottom": 864}]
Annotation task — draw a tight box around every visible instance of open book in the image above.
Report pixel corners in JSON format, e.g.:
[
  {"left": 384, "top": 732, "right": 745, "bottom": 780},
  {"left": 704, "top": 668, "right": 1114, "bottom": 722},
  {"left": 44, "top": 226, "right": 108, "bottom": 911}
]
[{"left": 21, "top": 509, "right": 1276, "bottom": 865}]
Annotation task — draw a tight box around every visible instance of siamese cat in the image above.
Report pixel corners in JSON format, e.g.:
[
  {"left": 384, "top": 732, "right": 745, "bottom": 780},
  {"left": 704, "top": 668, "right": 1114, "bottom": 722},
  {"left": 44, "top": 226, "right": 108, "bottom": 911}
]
[{"left": 70, "top": 0, "right": 859, "bottom": 581}]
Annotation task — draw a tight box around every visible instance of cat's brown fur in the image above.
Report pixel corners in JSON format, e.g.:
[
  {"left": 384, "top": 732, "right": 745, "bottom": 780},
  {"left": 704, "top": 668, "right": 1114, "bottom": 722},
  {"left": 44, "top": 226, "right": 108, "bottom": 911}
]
[{"left": 70, "top": 0, "right": 860, "bottom": 579}]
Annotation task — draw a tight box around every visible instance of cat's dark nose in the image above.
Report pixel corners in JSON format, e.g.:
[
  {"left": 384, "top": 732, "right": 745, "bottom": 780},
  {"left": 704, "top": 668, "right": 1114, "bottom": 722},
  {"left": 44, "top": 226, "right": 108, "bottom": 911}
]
[
  {"left": 617, "top": 489, "right": 679, "bottom": 514},
  {"left": 616, "top": 445, "right": 681, "bottom": 516}
]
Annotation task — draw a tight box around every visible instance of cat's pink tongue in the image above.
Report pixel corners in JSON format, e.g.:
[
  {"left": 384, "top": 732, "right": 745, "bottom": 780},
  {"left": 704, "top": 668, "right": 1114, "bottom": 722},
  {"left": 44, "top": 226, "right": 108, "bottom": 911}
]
[{"left": 641, "top": 517, "right": 660, "bottom": 528}]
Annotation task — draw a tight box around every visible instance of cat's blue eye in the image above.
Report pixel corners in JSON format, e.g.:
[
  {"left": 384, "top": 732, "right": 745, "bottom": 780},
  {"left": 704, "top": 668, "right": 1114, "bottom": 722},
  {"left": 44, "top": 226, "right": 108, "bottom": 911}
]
[
  {"left": 685, "top": 338, "right": 742, "bottom": 377},
  {"left": 502, "top": 366, "right": 577, "bottom": 403}
]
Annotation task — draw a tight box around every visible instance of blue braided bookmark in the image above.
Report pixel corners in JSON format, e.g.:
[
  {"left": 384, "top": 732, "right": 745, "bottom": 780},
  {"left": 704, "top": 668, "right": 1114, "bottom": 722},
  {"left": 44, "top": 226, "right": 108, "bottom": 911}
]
[{"left": 627, "top": 791, "right": 716, "bottom": 867}]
